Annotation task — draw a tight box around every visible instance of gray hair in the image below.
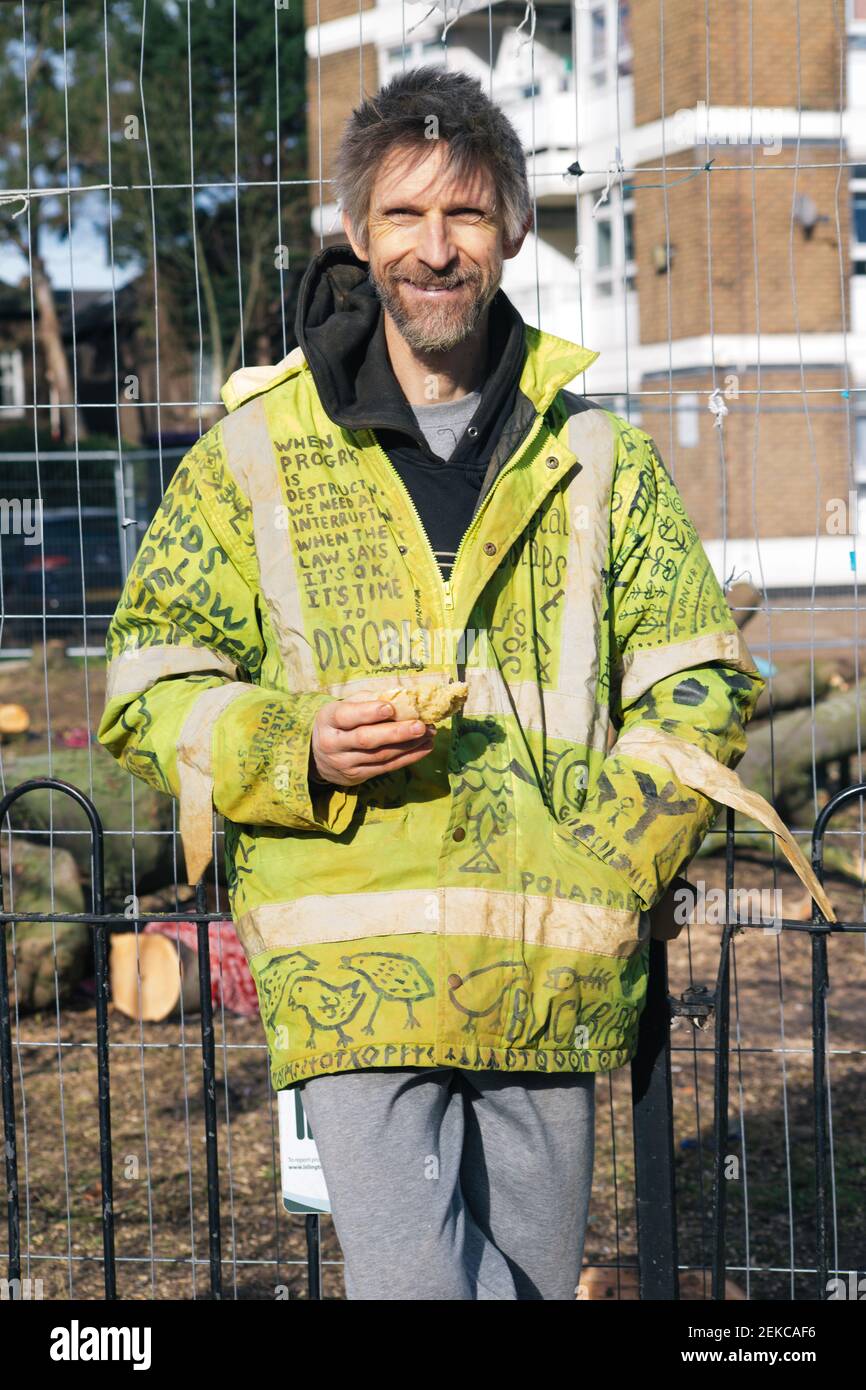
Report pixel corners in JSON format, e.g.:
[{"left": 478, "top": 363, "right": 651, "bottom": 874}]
[{"left": 332, "top": 66, "right": 531, "bottom": 253}]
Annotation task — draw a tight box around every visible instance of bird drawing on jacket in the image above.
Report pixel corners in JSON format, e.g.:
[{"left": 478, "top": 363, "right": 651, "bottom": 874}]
[
  {"left": 544, "top": 965, "right": 616, "bottom": 993},
  {"left": 255, "top": 950, "right": 322, "bottom": 1030},
  {"left": 447, "top": 961, "right": 531, "bottom": 1035},
  {"left": 340, "top": 952, "right": 434, "bottom": 1033},
  {"left": 287, "top": 975, "right": 365, "bottom": 1048}
]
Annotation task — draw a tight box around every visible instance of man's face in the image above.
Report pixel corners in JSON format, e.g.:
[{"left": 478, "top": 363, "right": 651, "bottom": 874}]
[{"left": 342, "top": 141, "right": 522, "bottom": 353}]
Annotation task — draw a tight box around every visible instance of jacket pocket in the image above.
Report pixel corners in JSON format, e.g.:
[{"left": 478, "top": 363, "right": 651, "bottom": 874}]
[
  {"left": 547, "top": 819, "right": 643, "bottom": 917},
  {"left": 359, "top": 801, "right": 409, "bottom": 827}
]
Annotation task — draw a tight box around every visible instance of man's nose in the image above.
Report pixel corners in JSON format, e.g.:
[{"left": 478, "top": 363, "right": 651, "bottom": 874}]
[{"left": 414, "top": 214, "right": 458, "bottom": 271}]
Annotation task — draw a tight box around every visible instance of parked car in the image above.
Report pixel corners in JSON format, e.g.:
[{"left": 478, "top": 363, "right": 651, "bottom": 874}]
[{"left": 0, "top": 507, "right": 126, "bottom": 643}]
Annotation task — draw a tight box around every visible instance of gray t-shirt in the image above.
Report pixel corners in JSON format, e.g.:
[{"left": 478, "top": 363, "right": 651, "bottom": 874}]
[{"left": 409, "top": 390, "right": 482, "bottom": 462}]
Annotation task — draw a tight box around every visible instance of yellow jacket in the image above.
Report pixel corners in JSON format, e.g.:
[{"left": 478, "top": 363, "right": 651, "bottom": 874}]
[{"left": 98, "top": 260, "right": 833, "bottom": 1091}]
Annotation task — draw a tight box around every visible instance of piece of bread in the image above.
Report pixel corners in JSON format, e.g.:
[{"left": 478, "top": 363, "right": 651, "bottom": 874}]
[{"left": 347, "top": 681, "right": 469, "bottom": 724}]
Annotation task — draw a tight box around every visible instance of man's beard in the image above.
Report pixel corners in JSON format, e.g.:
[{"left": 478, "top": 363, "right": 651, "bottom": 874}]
[{"left": 368, "top": 259, "right": 501, "bottom": 353}]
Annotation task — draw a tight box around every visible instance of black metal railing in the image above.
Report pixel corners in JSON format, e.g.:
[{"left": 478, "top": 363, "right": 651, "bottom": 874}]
[{"left": 1, "top": 780, "right": 864, "bottom": 1300}]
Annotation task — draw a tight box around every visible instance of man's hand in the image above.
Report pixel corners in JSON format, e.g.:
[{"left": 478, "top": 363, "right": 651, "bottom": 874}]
[{"left": 309, "top": 699, "right": 436, "bottom": 788}]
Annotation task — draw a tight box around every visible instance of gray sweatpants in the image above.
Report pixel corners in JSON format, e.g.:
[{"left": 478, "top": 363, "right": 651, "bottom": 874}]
[{"left": 296, "top": 1066, "right": 596, "bottom": 1300}]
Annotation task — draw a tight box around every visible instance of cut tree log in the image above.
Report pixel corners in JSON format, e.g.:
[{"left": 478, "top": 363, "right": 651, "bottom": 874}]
[
  {"left": 110, "top": 919, "right": 258, "bottom": 1021},
  {"left": 692, "top": 686, "right": 866, "bottom": 886},
  {"left": 753, "top": 660, "right": 847, "bottom": 719},
  {"left": 0, "top": 704, "right": 30, "bottom": 737},
  {"left": 2, "top": 838, "right": 90, "bottom": 1012},
  {"left": 730, "top": 687, "right": 865, "bottom": 819},
  {"left": 110, "top": 931, "right": 200, "bottom": 1022}
]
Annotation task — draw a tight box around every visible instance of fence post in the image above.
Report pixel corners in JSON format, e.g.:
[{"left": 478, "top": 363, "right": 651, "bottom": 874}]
[
  {"left": 0, "top": 910, "right": 19, "bottom": 1286},
  {"left": 194, "top": 881, "right": 223, "bottom": 1300},
  {"left": 632, "top": 930, "right": 679, "bottom": 1299},
  {"left": 709, "top": 807, "right": 736, "bottom": 1299}
]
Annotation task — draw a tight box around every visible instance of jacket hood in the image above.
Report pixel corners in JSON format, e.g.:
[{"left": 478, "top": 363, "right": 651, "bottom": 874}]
[
  {"left": 220, "top": 244, "right": 601, "bottom": 447},
  {"left": 291, "top": 242, "right": 530, "bottom": 460}
]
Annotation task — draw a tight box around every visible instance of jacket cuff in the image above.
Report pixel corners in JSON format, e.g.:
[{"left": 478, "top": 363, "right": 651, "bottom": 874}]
[
  {"left": 220, "top": 687, "right": 360, "bottom": 832},
  {"left": 176, "top": 686, "right": 359, "bottom": 882}
]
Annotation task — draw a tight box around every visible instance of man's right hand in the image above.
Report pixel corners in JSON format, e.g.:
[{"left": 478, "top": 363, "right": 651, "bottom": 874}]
[{"left": 309, "top": 699, "right": 436, "bottom": 788}]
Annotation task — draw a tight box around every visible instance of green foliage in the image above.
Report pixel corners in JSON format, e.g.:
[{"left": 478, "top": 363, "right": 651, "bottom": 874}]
[{"left": 0, "top": 0, "right": 309, "bottom": 413}]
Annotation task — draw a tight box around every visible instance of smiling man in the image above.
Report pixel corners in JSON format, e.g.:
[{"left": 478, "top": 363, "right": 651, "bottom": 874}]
[{"left": 97, "top": 66, "right": 799, "bottom": 1300}]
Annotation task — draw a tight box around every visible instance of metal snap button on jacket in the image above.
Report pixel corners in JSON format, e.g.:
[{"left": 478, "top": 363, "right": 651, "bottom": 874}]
[
  {"left": 546, "top": 455, "right": 559, "bottom": 468},
  {"left": 482, "top": 541, "right": 497, "bottom": 555},
  {"left": 452, "top": 826, "right": 466, "bottom": 841}
]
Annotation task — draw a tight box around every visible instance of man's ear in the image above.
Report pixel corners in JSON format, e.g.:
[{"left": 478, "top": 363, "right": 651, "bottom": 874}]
[
  {"left": 503, "top": 209, "right": 534, "bottom": 262},
  {"left": 341, "top": 209, "right": 368, "bottom": 261}
]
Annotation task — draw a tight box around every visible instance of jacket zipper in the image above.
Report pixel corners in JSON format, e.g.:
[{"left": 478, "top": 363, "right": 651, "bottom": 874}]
[
  {"left": 369, "top": 435, "right": 451, "bottom": 620},
  {"left": 369, "top": 409, "right": 551, "bottom": 627}
]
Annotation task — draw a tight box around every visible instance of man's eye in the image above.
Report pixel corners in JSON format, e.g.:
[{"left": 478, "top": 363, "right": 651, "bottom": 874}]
[{"left": 384, "top": 209, "right": 485, "bottom": 223}]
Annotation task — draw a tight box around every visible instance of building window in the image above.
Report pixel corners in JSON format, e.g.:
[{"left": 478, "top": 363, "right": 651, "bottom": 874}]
[
  {"left": 624, "top": 207, "right": 635, "bottom": 264},
  {"left": 586, "top": 1, "right": 633, "bottom": 89},
  {"left": 588, "top": 4, "right": 607, "bottom": 88},
  {"left": 596, "top": 218, "right": 613, "bottom": 270},
  {"left": 590, "top": 6, "right": 606, "bottom": 58},
  {"left": 0, "top": 349, "right": 25, "bottom": 416},
  {"left": 593, "top": 189, "right": 636, "bottom": 299},
  {"left": 617, "top": 1, "right": 633, "bottom": 77},
  {"left": 852, "top": 167, "right": 866, "bottom": 276},
  {"left": 856, "top": 417, "right": 866, "bottom": 534},
  {"left": 676, "top": 392, "right": 700, "bottom": 449}
]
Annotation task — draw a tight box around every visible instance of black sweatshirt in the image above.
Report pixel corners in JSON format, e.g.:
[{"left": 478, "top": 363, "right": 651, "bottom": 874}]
[{"left": 294, "top": 245, "right": 534, "bottom": 583}]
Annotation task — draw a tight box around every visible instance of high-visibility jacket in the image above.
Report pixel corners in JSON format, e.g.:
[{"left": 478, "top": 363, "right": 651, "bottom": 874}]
[{"left": 97, "top": 304, "right": 834, "bottom": 1091}]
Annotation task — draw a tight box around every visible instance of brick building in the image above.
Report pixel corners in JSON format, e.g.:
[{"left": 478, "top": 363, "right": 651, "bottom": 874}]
[{"left": 302, "top": 0, "right": 866, "bottom": 658}]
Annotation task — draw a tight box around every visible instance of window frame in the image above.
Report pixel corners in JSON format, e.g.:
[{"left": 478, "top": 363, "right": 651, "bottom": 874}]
[
  {"left": 851, "top": 167, "right": 866, "bottom": 275},
  {"left": 592, "top": 187, "right": 637, "bottom": 299},
  {"left": 0, "top": 347, "right": 25, "bottom": 418}
]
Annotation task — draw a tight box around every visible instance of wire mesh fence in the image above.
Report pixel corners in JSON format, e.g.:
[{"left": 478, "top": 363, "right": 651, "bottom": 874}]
[{"left": 1, "top": 0, "right": 865, "bottom": 1302}]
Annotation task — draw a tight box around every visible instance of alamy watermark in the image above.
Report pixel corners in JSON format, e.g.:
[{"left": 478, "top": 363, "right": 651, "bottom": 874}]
[
  {"left": 674, "top": 880, "right": 785, "bottom": 933},
  {"left": 49, "top": 1319, "right": 151, "bottom": 1369},
  {"left": 669, "top": 101, "right": 784, "bottom": 156},
  {"left": 1, "top": 1276, "right": 44, "bottom": 1299},
  {"left": 826, "top": 490, "right": 866, "bottom": 537},
  {"left": 0, "top": 496, "right": 42, "bottom": 544}
]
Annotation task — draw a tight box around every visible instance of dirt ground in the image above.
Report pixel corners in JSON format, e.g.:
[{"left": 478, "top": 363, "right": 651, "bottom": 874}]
[
  {"left": 0, "top": 639, "right": 106, "bottom": 756},
  {"left": 1, "top": 644, "right": 864, "bottom": 1301}
]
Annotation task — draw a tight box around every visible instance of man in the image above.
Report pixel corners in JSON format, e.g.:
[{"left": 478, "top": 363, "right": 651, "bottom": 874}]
[{"left": 99, "top": 67, "right": 821, "bottom": 1300}]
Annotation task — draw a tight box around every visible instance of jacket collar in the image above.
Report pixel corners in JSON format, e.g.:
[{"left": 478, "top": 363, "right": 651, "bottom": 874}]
[
  {"left": 220, "top": 242, "right": 600, "bottom": 428},
  {"left": 293, "top": 243, "right": 528, "bottom": 465}
]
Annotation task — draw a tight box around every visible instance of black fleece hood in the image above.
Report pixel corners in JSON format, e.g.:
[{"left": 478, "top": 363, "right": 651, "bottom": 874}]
[{"left": 293, "top": 242, "right": 532, "bottom": 473}]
